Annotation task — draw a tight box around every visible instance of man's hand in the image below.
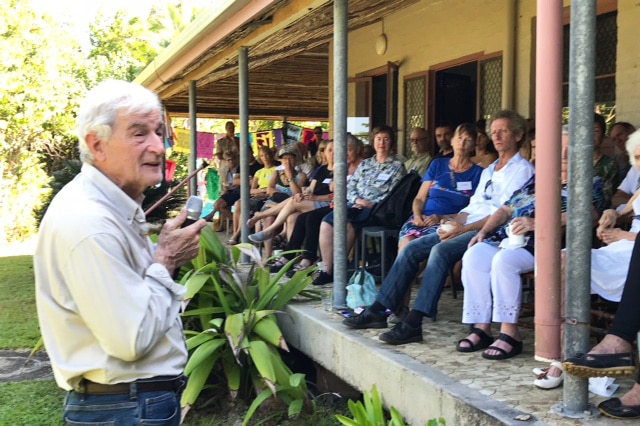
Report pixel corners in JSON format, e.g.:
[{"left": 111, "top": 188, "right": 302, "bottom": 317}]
[
  {"left": 437, "top": 220, "right": 465, "bottom": 242},
  {"left": 154, "top": 209, "right": 207, "bottom": 276}
]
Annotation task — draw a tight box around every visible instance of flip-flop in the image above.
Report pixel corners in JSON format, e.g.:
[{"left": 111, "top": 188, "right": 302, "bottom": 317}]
[
  {"left": 456, "top": 327, "right": 493, "bottom": 353},
  {"left": 599, "top": 398, "right": 640, "bottom": 419},
  {"left": 481, "top": 333, "right": 523, "bottom": 360},
  {"left": 562, "top": 352, "right": 636, "bottom": 378}
]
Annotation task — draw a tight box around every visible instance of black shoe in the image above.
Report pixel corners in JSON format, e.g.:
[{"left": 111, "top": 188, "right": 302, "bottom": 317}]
[
  {"left": 379, "top": 321, "right": 423, "bottom": 345},
  {"left": 311, "top": 271, "right": 333, "bottom": 286},
  {"left": 342, "top": 309, "right": 388, "bottom": 329},
  {"left": 598, "top": 397, "right": 640, "bottom": 419}
]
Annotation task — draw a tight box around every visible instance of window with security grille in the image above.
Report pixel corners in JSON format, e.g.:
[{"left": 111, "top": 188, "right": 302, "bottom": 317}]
[
  {"left": 480, "top": 57, "right": 503, "bottom": 120},
  {"left": 562, "top": 11, "right": 617, "bottom": 112},
  {"left": 404, "top": 75, "right": 426, "bottom": 154}
]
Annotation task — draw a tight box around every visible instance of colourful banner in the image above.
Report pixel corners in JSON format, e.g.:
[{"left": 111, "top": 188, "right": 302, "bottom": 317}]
[
  {"left": 273, "top": 129, "right": 283, "bottom": 149},
  {"left": 198, "top": 132, "right": 215, "bottom": 159},
  {"left": 173, "top": 128, "right": 191, "bottom": 153},
  {"left": 165, "top": 159, "right": 177, "bottom": 181},
  {"left": 301, "top": 128, "right": 315, "bottom": 145},
  {"left": 283, "top": 123, "right": 303, "bottom": 145}
]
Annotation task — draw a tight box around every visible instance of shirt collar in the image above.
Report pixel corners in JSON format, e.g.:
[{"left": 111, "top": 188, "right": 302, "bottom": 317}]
[{"left": 81, "top": 163, "right": 146, "bottom": 225}]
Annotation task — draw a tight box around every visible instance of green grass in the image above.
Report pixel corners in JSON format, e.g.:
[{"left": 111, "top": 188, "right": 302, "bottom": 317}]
[
  {"left": 0, "top": 380, "right": 65, "bottom": 425},
  {"left": 0, "top": 255, "right": 41, "bottom": 349}
]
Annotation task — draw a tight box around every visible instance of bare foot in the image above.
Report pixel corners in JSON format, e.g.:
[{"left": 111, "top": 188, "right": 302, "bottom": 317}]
[
  {"left": 456, "top": 325, "right": 492, "bottom": 351},
  {"left": 247, "top": 214, "right": 261, "bottom": 228},
  {"left": 483, "top": 332, "right": 521, "bottom": 357},
  {"left": 620, "top": 383, "right": 640, "bottom": 407},
  {"left": 589, "top": 334, "right": 633, "bottom": 355},
  {"left": 546, "top": 365, "right": 562, "bottom": 378}
]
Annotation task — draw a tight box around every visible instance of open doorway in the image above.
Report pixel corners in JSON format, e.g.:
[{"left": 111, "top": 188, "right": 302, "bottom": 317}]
[
  {"left": 434, "top": 61, "right": 477, "bottom": 129},
  {"left": 350, "top": 62, "right": 399, "bottom": 137}
]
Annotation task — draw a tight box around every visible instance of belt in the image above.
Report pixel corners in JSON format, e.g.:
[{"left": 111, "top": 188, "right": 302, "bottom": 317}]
[{"left": 75, "top": 375, "right": 186, "bottom": 396}]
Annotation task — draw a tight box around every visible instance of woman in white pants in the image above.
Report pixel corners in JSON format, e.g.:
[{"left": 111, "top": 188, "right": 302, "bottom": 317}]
[{"left": 455, "top": 175, "right": 536, "bottom": 360}]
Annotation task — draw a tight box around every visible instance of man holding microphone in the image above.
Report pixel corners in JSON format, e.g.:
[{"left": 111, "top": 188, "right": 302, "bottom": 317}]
[{"left": 34, "top": 80, "right": 207, "bottom": 425}]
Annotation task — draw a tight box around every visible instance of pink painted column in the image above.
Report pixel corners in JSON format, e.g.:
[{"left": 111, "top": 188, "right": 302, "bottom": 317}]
[{"left": 534, "top": 1, "right": 563, "bottom": 361}]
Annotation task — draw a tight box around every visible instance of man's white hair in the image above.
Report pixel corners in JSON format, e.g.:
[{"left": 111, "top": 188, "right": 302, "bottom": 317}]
[{"left": 76, "top": 80, "right": 162, "bottom": 164}]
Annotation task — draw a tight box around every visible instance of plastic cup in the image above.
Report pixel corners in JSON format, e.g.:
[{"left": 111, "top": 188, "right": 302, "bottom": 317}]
[{"left": 321, "top": 289, "right": 332, "bottom": 312}]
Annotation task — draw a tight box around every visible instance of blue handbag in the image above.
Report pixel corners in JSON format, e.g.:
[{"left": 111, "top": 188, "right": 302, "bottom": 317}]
[{"left": 346, "top": 269, "right": 377, "bottom": 309}]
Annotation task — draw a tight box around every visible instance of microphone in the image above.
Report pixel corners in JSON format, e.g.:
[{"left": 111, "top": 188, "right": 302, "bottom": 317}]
[
  {"left": 182, "top": 195, "right": 203, "bottom": 228},
  {"left": 173, "top": 196, "right": 203, "bottom": 280}
]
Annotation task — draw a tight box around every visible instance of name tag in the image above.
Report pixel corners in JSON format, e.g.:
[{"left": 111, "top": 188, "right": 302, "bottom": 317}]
[
  {"left": 561, "top": 189, "right": 568, "bottom": 198},
  {"left": 457, "top": 181, "right": 472, "bottom": 191},
  {"left": 377, "top": 173, "right": 391, "bottom": 182},
  {"left": 322, "top": 178, "right": 332, "bottom": 184}
]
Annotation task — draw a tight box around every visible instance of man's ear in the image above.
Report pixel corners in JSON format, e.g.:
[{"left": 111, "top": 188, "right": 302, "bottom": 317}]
[{"left": 85, "top": 133, "right": 106, "bottom": 162}]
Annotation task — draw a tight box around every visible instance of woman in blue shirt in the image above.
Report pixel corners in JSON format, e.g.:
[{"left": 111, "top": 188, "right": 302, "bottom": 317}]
[{"left": 398, "top": 123, "right": 484, "bottom": 251}]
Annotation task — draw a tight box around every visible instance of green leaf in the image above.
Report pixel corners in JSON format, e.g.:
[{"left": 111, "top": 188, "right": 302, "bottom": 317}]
[
  {"left": 335, "top": 414, "right": 360, "bottom": 426},
  {"left": 252, "top": 315, "right": 287, "bottom": 350},
  {"left": 224, "top": 312, "right": 246, "bottom": 350},
  {"left": 183, "top": 272, "right": 211, "bottom": 300},
  {"left": 288, "top": 398, "right": 304, "bottom": 416},
  {"left": 242, "top": 388, "right": 274, "bottom": 426},
  {"left": 180, "top": 306, "right": 226, "bottom": 317},
  {"left": 184, "top": 332, "right": 214, "bottom": 351},
  {"left": 180, "top": 353, "right": 216, "bottom": 406},
  {"left": 184, "top": 338, "right": 225, "bottom": 376},
  {"left": 248, "top": 339, "right": 277, "bottom": 394}
]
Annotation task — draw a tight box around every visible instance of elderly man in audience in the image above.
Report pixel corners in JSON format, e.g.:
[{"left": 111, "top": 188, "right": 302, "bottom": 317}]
[
  {"left": 343, "top": 110, "right": 534, "bottom": 345},
  {"left": 404, "top": 127, "right": 432, "bottom": 176}
]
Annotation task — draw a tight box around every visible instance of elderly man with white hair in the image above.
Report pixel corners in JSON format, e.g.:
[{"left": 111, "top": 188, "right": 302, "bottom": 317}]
[{"left": 34, "top": 80, "right": 207, "bottom": 425}]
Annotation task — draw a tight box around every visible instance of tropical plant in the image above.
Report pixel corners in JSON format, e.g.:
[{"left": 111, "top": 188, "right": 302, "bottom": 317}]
[
  {"left": 178, "top": 226, "right": 319, "bottom": 425},
  {"left": 335, "top": 385, "right": 445, "bottom": 426}
]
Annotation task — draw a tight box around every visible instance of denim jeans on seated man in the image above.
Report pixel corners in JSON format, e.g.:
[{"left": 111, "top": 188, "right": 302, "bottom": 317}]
[{"left": 376, "top": 229, "right": 479, "bottom": 319}]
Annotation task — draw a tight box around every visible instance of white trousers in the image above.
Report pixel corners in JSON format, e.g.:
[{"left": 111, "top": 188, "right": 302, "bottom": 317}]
[{"left": 461, "top": 242, "right": 534, "bottom": 325}]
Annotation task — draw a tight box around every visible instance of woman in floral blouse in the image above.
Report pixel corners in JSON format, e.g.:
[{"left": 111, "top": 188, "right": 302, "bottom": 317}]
[{"left": 312, "top": 125, "right": 407, "bottom": 285}]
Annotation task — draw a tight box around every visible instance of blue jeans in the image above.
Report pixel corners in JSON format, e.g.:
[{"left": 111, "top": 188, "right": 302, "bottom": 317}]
[
  {"left": 376, "top": 230, "right": 478, "bottom": 318},
  {"left": 63, "top": 388, "right": 181, "bottom": 425}
]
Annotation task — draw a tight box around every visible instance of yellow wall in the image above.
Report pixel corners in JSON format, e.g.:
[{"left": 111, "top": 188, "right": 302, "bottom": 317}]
[
  {"left": 616, "top": 1, "right": 640, "bottom": 124},
  {"left": 333, "top": 0, "right": 639, "bottom": 155}
]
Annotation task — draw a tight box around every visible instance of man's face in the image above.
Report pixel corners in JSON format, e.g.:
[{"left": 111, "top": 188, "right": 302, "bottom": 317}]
[
  {"left": 435, "top": 127, "right": 452, "bottom": 149},
  {"left": 489, "top": 118, "right": 517, "bottom": 153},
  {"left": 609, "top": 124, "right": 629, "bottom": 151},
  {"left": 409, "top": 130, "right": 428, "bottom": 154},
  {"left": 93, "top": 109, "right": 165, "bottom": 199},
  {"left": 226, "top": 122, "right": 235, "bottom": 135}
]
